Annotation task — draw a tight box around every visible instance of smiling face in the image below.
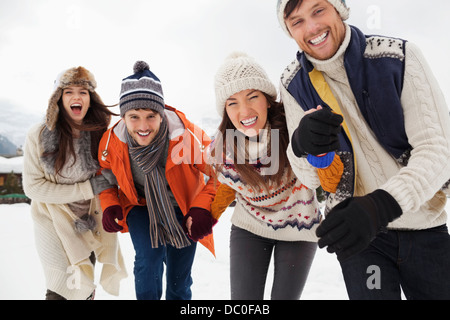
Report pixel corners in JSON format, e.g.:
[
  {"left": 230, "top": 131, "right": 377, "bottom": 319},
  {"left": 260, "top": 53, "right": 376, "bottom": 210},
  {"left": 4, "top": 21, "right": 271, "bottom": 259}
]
[
  {"left": 61, "top": 86, "right": 91, "bottom": 125},
  {"left": 225, "top": 89, "right": 269, "bottom": 137},
  {"left": 285, "top": 0, "right": 346, "bottom": 60},
  {"left": 123, "top": 108, "right": 162, "bottom": 146}
]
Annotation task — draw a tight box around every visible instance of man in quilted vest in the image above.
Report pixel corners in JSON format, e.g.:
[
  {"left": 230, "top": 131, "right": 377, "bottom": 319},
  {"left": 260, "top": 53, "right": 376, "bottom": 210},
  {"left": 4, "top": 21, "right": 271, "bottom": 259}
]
[{"left": 277, "top": 0, "right": 450, "bottom": 299}]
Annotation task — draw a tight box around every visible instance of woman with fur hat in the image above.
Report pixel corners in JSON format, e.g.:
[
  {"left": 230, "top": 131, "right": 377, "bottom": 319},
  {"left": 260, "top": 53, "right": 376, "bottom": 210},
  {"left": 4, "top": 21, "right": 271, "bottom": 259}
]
[
  {"left": 191, "top": 52, "right": 342, "bottom": 299},
  {"left": 22, "top": 66, "right": 127, "bottom": 300}
]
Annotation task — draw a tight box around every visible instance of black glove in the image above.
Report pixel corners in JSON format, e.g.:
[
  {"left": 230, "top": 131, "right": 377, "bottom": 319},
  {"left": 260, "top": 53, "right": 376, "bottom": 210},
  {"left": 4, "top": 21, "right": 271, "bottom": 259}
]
[
  {"left": 292, "top": 108, "right": 343, "bottom": 157},
  {"left": 316, "top": 189, "right": 402, "bottom": 261}
]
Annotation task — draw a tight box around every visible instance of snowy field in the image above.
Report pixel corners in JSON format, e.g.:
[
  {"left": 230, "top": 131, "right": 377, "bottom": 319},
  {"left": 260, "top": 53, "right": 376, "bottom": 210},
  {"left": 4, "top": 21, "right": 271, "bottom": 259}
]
[{"left": 1, "top": 201, "right": 449, "bottom": 300}]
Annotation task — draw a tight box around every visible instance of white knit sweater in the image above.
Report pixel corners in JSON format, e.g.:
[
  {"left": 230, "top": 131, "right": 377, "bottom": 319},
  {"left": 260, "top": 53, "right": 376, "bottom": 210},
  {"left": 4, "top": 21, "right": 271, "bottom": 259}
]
[
  {"left": 23, "top": 123, "right": 127, "bottom": 299},
  {"left": 281, "top": 25, "right": 450, "bottom": 230}
]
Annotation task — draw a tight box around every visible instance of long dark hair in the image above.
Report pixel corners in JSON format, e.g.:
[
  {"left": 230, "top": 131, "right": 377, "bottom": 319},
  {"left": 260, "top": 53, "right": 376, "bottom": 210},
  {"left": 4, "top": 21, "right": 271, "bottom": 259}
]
[
  {"left": 43, "top": 93, "right": 117, "bottom": 176},
  {"left": 212, "top": 92, "right": 292, "bottom": 192}
]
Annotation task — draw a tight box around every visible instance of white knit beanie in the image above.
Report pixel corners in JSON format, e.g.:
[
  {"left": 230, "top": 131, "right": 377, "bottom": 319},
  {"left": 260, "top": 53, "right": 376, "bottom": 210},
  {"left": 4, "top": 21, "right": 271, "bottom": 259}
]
[
  {"left": 214, "top": 52, "right": 277, "bottom": 116},
  {"left": 277, "top": 0, "right": 350, "bottom": 38}
]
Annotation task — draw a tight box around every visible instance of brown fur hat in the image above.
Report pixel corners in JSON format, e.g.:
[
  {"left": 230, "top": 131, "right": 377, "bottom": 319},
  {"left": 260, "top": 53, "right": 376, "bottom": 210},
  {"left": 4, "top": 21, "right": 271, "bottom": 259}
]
[{"left": 46, "top": 66, "right": 104, "bottom": 130}]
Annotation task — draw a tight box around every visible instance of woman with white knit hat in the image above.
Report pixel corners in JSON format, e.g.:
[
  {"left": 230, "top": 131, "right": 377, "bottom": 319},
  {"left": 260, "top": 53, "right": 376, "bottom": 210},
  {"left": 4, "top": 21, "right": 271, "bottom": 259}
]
[{"left": 190, "top": 52, "right": 341, "bottom": 299}]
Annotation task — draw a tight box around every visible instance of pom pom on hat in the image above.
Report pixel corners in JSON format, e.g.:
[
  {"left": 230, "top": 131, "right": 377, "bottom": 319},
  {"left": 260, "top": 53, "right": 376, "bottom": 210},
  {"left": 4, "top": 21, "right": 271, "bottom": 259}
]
[
  {"left": 214, "top": 52, "right": 277, "bottom": 116},
  {"left": 133, "top": 61, "right": 150, "bottom": 73},
  {"left": 225, "top": 51, "right": 249, "bottom": 60}
]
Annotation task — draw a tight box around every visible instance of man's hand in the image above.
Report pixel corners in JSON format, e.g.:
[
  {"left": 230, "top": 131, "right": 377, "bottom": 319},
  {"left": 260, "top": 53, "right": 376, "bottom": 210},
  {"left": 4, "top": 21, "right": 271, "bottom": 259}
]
[
  {"left": 292, "top": 106, "right": 343, "bottom": 157},
  {"left": 316, "top": 189, "right": 402, "bottom": 261},
  {"left": 183, "top": 207, "right": 217, "bottom": 242}
]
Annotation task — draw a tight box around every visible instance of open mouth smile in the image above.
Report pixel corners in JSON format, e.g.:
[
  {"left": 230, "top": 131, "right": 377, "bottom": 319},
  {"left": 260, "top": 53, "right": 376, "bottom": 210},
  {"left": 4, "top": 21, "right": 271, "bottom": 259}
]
[
  {"left": 240, "top": 116, "right": 258, "bottom": 127},
  {"left": 309, "top": 31, "right": 329, "bottom": 46},
  {"left": 70, "top": 103, "right": 82, "bottom": 115}
]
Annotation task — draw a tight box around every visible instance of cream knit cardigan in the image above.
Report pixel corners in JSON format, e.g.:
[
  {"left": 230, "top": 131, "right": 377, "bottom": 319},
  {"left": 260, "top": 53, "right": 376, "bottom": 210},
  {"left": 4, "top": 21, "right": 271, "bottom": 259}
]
[
  {"left": 23, "top": 123, "right": 127, "bottom": 299},
  {"left": 281, "top": 25, "right": 450, "bottom": 231}
]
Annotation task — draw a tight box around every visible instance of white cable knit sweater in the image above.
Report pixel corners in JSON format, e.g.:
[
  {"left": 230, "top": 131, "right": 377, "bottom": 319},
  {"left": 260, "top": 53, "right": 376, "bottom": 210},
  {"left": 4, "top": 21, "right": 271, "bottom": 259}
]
[{"left": 281, "top": 25, "right": 450, "bottom": 230}]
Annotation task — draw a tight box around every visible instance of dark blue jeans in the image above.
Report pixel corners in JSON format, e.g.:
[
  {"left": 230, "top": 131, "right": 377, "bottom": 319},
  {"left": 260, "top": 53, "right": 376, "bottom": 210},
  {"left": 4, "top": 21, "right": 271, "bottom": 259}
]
[
  {"left": 339, "top": 224, "right": 450, "bottom": 300},
  {"left": 126, "top": 205, "right": 197, "bottom": 300}
]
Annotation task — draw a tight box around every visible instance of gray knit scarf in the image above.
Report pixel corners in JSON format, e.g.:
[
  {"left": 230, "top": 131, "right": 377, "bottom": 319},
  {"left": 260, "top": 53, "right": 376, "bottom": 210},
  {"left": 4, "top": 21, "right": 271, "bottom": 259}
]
[{"left": 126, "top": 118, "right": 191, "bottom": 249}]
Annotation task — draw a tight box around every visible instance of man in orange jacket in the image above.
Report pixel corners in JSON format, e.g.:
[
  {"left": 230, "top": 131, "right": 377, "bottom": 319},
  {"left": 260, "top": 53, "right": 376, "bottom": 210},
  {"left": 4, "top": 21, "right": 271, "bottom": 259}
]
[{"left": 98, "top": 61, "right": 217, "bottom": 300}]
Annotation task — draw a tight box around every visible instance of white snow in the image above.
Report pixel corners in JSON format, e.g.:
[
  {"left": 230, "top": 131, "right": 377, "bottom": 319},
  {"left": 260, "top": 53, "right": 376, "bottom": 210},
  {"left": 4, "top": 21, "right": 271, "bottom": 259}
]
[{"left": 0, "top": 202, "right": 449, "bottom": 300}]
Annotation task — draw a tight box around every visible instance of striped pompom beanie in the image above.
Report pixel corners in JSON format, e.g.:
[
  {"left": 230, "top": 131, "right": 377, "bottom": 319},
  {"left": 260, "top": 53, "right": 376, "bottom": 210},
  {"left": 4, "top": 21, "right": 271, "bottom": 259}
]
[
  {"left": 119, "top": 61, "right": 165, "bottom": 117},
  {"left": 277, "top": 0, "right": 350, "bottom": 37}
]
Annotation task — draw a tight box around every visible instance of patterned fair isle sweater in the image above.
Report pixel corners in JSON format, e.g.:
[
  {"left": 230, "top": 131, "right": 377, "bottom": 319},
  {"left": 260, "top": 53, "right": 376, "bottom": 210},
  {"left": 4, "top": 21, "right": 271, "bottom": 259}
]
[{"left": 210, "top": 128, "right": 320, "bottom": 242}]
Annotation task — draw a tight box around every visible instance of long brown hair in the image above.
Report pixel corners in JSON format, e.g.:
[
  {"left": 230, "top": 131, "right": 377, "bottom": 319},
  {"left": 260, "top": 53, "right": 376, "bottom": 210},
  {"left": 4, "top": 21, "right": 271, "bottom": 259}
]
[
  {"left": 213, "top": 92, "right": 292, "bottom": 192},
  {"left": 43, "top": 93, "right": 117, "bottom": 176}
]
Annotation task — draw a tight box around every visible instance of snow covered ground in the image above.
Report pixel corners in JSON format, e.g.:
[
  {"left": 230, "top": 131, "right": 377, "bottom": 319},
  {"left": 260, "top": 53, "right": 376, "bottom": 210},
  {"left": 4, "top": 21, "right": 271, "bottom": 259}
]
[{"left": 1, "top": 201, "right": 449, "bottom": 300}]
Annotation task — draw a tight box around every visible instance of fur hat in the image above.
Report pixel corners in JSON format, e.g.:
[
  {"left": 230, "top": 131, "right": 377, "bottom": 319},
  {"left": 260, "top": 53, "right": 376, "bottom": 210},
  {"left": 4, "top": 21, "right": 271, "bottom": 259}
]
[
  {"left": 277, "top": 0, "right": 350, "bottom": 38},
  {"left": 119, "top": 61, "right": 165, "bottom": 118},
  {"left": 214, "top": 52, "right": 277, "bottom": 116},
  {"left": 46, "top": 66, "right": 103, "bottom": 131}
]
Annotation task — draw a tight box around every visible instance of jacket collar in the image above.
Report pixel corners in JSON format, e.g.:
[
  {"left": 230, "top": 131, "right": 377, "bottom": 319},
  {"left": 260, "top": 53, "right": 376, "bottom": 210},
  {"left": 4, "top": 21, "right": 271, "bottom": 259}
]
[{"left": 102, "top": 105, "right": 207, "bottom": 162}]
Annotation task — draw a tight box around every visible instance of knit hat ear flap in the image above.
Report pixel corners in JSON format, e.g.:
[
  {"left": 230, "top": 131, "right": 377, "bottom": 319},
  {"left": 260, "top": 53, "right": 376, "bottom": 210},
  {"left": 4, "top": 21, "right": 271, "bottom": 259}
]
[
  {"left": 45, "top": 66, "right": 98, "bottom": 131},
  {"left": 46, "top": 88, "right": 62, "bottom": 131}
]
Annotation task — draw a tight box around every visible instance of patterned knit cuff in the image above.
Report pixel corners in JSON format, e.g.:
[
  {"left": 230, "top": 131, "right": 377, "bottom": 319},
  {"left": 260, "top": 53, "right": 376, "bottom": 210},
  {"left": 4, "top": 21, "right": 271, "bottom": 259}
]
[{"left": 317, "top": 153, "right": 344, "bottom": 193}]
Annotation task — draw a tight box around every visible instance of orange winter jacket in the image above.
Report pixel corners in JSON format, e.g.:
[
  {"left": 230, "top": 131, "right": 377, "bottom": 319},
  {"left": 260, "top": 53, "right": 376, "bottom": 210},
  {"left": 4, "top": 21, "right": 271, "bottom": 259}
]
[{"left": 98, "top": 105, "right": 217, "bottom": 255}]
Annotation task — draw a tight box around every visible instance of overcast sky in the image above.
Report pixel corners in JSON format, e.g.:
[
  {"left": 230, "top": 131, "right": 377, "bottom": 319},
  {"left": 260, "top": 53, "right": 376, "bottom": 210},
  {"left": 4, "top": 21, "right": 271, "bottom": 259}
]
[{"left": 1, "top": 0, "right": 449, "bottom": 126}]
